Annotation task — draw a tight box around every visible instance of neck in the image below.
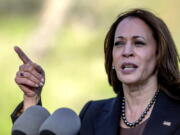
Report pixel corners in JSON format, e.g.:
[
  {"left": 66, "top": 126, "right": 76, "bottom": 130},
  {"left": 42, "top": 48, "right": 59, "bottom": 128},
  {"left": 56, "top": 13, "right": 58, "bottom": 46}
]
[{"left": 122, "top": 76, "right": 158, "bottom": 113}]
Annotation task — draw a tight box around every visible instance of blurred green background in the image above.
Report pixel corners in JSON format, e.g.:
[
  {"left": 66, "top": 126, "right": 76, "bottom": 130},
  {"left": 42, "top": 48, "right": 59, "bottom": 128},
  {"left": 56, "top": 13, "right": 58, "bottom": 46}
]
[{"left": 0, "top": 0, "right": 179, "bottom": 134}]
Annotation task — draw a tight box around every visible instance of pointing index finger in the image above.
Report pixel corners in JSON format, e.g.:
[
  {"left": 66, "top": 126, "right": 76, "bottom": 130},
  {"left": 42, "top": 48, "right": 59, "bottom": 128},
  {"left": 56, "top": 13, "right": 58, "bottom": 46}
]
[{"left": 14, "top": 46, "right": 32, "bottom": 64}]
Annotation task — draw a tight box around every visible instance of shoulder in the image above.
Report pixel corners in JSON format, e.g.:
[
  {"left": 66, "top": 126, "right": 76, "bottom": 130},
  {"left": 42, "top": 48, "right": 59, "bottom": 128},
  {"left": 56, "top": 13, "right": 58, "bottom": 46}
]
[
  {"left": 79, "top": 97, "right": 116, "bottom": 118},
  {"left": 159, "top": 90, "right": 180, "bottom": 109},
  {"left": 155, "top": 91, "right": 180, "bottom": 120},
  {"left": 144, "top": 91, "right": 180, "bottom": 134},
  {"left": 78, "top": 97, "right": 117, "bottom": 134}
]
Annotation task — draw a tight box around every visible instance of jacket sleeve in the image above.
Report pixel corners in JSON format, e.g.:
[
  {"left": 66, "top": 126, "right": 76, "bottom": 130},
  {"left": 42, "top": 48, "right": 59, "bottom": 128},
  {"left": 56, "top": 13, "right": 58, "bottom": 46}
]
[{"left": 11, "top": 98, "right": 42, "bottom": 123}]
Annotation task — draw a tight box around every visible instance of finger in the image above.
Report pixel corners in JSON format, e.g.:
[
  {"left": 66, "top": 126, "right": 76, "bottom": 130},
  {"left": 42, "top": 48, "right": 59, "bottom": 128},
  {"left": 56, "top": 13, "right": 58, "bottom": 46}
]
[
  {"left": 19, "top": 64, "right": 45, "bottom": 83},
  {"left": 15, "top": 77, "right": 39, "bottom": 88},
  {"left": 14, "top": 46, "right": 32, "bottom": 64},
  {"left": 32, "top": 63, "right": 45, "bottom": 75},
  {"left": 31, "top": 70, "right": 45, "bottom": 83},
  {"left": 17, "top": 71, "right": 44, "bottom": 86}
]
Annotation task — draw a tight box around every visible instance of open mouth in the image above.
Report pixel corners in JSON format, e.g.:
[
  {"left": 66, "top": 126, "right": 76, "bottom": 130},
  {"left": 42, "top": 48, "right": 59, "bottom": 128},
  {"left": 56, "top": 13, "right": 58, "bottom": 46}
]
[{"left": 121, "top": 63, "right": 138, "bottom": 72}]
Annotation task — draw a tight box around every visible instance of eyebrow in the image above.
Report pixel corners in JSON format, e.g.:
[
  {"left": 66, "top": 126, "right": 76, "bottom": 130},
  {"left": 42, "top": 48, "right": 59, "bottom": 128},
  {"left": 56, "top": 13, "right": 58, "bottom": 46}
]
[
  {"left": 115, "top": 35, "right": 145, "bottom": 40},
  {"left": 115, "top": 36, "right": 123, "bottom": 39},
  {"left": 133, "top": 36, "right": 145, "bottom": 40}
]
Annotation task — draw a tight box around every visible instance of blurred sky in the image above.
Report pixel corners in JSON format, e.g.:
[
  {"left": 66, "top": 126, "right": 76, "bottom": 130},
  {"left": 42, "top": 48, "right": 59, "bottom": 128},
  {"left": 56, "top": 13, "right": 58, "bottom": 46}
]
[{"left": 0, "top": 0, "right": 179, "bottom": 134}]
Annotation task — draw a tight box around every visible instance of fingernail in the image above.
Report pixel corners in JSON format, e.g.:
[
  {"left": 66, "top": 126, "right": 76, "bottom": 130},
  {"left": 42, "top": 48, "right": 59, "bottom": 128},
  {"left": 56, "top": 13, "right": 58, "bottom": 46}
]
[
  {"left": 35, "top": 84, "right": 39, "bottom": 87},
  {"left": 41, "top": 78, "right": 44, "bottom": 82},
  {"left": 40, "top": 82, "right": 44, "bottom": 86}
]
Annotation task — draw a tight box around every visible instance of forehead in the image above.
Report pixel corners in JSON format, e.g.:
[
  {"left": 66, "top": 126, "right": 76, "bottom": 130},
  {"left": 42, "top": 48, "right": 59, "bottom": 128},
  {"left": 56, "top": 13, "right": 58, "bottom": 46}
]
[{"left": 115, "top": 17, "right": 153, "bottom": 39}]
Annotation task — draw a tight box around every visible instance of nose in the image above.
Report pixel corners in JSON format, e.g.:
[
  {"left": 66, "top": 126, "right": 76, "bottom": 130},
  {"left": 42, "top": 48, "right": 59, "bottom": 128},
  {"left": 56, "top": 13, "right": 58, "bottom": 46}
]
[{"left": 122, "top": 43, "right": 134, "bottom": 57}]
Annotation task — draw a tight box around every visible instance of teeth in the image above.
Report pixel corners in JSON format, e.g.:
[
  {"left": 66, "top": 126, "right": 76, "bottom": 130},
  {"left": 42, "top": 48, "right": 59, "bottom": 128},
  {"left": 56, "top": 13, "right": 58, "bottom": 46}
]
[
  {"left": 124, "top": 67, "right": 134, "bottom": 69},
  {"left": 122, "top": 64, "right": 136, "bottom": 69},
  {"left": 124, "top": 65, "right": 134, "bottom": 68},
  {"left": 124, "top": 67, "right": 135, "bottom": 70}
]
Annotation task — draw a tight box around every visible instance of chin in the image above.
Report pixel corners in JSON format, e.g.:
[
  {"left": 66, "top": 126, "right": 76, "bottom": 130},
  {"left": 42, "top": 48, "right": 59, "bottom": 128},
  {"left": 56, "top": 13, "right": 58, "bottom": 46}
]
[
  {"left": 122, "top": 80, "right": 139, "bottom": 85},
  {"left": 118, "top": 76, "right": 141, "bottom": 85}
]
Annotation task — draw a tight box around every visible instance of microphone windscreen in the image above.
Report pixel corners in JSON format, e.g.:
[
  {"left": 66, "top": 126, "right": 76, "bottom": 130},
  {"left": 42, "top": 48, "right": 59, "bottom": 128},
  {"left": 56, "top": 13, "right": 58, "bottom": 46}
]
[
  {"left": 12, "top": 105, "right": 50, "bottom": 135},
  {"left": 39, "top": 108, "right": 81, "bottom": 135}
]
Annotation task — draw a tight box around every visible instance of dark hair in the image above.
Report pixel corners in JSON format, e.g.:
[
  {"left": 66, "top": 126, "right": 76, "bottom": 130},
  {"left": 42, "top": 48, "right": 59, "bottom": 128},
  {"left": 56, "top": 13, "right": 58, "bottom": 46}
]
[{"left": 104, "top": 8, "right": 180, "bottom": 99}]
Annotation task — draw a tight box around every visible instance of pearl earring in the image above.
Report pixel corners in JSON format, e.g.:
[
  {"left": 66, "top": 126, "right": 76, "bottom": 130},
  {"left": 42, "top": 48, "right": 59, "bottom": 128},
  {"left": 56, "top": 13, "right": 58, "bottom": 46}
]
[{"left": 112, "top": 66, "right": 115, "bottom": 69}]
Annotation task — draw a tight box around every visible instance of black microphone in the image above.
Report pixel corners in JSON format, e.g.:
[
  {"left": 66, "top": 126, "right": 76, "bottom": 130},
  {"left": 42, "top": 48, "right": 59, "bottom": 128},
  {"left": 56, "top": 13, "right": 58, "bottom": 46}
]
[
  {"left": 39, "top": 108, "right": 81, "bottom": 135},
  {"left": 12, "top": 105, "right": 50, "bottom": 135}
]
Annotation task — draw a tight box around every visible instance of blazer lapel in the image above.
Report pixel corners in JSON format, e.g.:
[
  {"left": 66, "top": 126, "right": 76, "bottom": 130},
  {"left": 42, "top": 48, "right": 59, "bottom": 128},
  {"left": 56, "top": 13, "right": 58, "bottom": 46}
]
[
  {"left": 94, "top": 92, "right": 123, "bottom": 135},
  {"left": 143, "top": 91, "right": 178, "bottom": 135},
  {"left": 93, "top": 90, "right": 180, "bottom": 135}
]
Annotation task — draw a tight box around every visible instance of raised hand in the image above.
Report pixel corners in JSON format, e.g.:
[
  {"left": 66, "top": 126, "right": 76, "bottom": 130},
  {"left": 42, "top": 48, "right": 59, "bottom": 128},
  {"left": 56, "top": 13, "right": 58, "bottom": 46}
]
[{"left": 14, "top": 46, "right": 45, "bottom": 111}]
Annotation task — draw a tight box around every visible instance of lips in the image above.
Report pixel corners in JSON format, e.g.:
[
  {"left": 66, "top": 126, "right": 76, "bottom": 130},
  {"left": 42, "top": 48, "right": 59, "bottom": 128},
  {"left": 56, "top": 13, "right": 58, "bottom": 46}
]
[
  {"left": 121, "top": 63, "right": 138, "bottom": 69},
  {"left": 120, "top": 62, "right": 138, "bottom": 74}
]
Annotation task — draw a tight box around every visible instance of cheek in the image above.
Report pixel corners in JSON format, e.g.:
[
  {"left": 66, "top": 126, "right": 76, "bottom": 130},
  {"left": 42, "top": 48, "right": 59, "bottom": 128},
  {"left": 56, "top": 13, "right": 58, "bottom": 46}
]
[
  {"left": 142, "top": 52, "right": 157, "bottom": 72},
  {"left": 112, "top": 49, "right": 121, "bottom": 65}
]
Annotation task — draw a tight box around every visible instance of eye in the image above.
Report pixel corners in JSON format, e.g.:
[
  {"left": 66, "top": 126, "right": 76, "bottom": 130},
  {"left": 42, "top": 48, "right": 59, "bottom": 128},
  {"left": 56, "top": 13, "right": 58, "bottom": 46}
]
[
  {"left": 114, "top": 41, "right": 125, "bottom": 46},
  {"left": 134, "top": 41, "right": 146, "bottom": 46}
]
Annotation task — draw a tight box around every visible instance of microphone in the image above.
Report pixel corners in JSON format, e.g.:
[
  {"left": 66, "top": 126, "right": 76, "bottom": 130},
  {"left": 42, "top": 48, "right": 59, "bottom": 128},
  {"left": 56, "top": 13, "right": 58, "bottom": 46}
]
[
  {"left": 12, "top": 105, "right": 50, "bottom": 135},
  {"left": 39, "top": 108, "right": 81, "bottom": 135}
]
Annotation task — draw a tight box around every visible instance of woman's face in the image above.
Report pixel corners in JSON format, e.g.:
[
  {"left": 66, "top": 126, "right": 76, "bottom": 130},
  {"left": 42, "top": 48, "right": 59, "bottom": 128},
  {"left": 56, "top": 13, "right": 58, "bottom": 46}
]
[{"left": 112, "top": 17, "right": 157, "bottom": 85}]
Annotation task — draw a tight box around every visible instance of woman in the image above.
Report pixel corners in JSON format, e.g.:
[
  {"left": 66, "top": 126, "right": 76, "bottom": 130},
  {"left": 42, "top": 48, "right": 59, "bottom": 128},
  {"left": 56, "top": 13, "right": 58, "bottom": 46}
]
[{"left": 12, "top": 9, "right": 180, "bottom": 135}]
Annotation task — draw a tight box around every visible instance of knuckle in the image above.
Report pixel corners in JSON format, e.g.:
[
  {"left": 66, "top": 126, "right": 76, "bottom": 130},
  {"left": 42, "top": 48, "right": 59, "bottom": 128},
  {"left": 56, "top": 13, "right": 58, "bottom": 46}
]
[
  {"left": 37, "top": 73, "right": 41, "bottom": 78},
  {"left": 16, "top": 71, "right": 19, "bottom": 76},
  {"left": 26, "top": 62, "right": 31, "bottom": 66},
  {"left": 19, "top": 65, "right": 24, "bottom": 70},
  {"left": 27, "top": 66, "right": 33, "bottom": 71},
  {"left": 32, "top": 62, "right": 37, "bottom": 66},
  {"left": 33, "top": 63, "right": 44, "bottom": 72},
  {"left": 29, "top": 75, "right": 35, "bottom": 81},
  {"left": 23, "top": 72, "right": 28, "bottom": 76},
  {"left": 38, "top": 74, "right": 43, "bottom": 80},
  {"left": 41, "top": 70, "right": 45, "bottom": 75},
  {"left": 15, "top": 77, "right": 20, "bottom": 83},
  {"left": 32, "top": 70, "right": 39, "bottom": 77}
]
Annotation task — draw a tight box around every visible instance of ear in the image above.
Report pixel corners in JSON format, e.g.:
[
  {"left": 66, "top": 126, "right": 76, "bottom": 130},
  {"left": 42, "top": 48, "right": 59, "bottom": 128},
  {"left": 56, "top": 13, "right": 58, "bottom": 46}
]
[
  {"left": 112, "top": 61, "right": 115, "bottom": 69},
  {"left": 112, "top": 60, "right": 115, "bottom": 67}
]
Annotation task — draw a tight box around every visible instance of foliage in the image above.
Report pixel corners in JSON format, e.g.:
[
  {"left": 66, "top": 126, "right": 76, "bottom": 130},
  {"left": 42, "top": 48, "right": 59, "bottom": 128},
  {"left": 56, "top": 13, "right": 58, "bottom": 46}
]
[{"left": 0, "top": 0, "right": 179, "bottom": 134}]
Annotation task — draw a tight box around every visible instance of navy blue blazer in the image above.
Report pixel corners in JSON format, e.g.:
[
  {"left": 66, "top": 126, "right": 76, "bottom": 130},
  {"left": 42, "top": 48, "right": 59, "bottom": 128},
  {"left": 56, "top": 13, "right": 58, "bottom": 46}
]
[
  {"left": 79, "top": 91, "right": 180, "bottom": 135},
  {"left": 11, "top": 91, "right": 180, "bottom": 135}
]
